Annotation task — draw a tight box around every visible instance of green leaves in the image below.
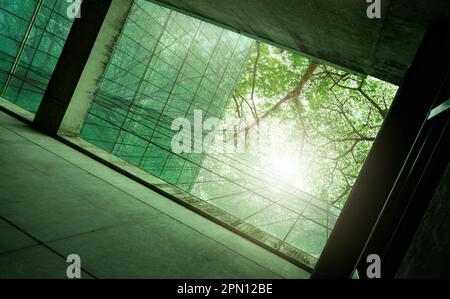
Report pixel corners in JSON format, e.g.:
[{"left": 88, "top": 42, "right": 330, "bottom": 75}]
[{"left": 229, "top": 43, "right": 398, "bottom": 206}]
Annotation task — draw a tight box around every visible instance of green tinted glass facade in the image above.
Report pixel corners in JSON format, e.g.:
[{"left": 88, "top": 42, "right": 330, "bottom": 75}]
[
  {"left": 80, "top": 0, "right": 253, "bottom": 190},
  {"left": 80, "top": 0, "right": 340, "bottom": 269},
  {"left": 187, "top": 152, "right": 340, "bottom": 264},
  {"left": 0, "top": 0, "right": 75, "bottom": 113}
]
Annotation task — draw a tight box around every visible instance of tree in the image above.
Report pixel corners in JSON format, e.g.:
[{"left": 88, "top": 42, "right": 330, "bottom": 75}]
[{"left": 225, "top": 43, "right": 397, "bottom": 206}]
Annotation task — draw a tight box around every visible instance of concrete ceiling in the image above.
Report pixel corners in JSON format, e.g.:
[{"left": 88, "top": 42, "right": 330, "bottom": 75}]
[{"left": 149, "top": 0, "right": 450, "bottom": 84}]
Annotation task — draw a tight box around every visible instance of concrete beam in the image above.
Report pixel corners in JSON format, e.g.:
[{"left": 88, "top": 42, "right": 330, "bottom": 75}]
[{"left": 33, "top": 0, "right": 133, "bottom": 136}]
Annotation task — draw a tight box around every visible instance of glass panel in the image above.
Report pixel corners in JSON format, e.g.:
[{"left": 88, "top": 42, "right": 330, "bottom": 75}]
[
  {"left": 81, "top": 0, "right": 253, "bottom": 193},
  {"left": 79, "top": 0, "right": 398, "bottom": 269},
  {"left": 0, "top": 0, "right": 76, "bottom": 113}
]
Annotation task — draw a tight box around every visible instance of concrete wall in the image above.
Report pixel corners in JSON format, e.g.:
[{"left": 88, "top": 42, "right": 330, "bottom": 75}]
[{"left": 151, "top": 0, "right": 450, "bottom": 84}]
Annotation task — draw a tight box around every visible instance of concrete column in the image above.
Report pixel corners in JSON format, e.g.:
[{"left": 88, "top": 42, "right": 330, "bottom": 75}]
[{"left": 33, "top": 0, "right": 133, "bottom": 136}]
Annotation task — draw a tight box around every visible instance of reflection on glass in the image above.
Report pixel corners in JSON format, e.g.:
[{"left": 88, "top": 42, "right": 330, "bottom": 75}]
[{"left": 0, "top": 0, "right": 76, "bottom": 113}]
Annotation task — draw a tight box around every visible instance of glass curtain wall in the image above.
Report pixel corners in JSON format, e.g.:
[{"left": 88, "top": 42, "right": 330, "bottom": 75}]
[
  {"left": 0, "top": 0, "right": 397, "bottom": 271},
  {"left": 80, "top": 0, "right": 253, "bottom": 191}
]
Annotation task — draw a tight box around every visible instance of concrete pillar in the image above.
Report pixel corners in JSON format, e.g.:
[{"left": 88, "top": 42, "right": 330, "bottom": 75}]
[{"left": 33, "top": 0, "right": 133, "bottom": 136}]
